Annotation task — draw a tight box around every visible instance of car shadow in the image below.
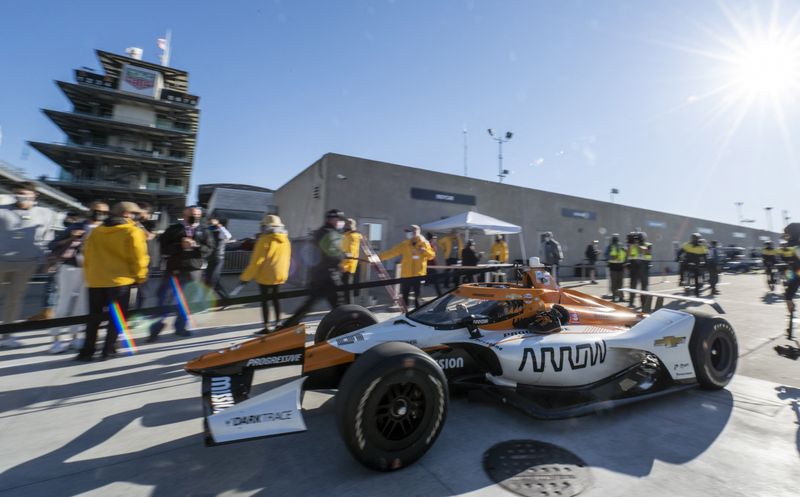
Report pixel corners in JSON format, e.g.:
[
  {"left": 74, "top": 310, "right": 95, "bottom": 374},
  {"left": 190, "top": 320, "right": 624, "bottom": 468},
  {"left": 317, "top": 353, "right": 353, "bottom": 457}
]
[{"left": 0, "top": 382, "right": 737, "bottom": 497}]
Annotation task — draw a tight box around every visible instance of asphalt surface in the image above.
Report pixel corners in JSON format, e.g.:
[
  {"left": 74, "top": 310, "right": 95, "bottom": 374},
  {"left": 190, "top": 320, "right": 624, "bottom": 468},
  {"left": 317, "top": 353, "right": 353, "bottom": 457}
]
[{"left": 1, "top": 272, "right": 798, "bottom": 497}]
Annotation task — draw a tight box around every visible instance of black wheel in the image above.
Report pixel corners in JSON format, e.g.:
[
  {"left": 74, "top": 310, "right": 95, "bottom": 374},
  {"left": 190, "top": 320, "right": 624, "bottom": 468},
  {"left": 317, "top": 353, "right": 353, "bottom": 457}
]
[
  {"left": 689, "top": 314, "right": 738, "bottom": 389},
  {"left": 335, "top": 342, "right": 448, "bottom": 471},
  {"left": 314, "top": 305, "right": 378, "bottom": 344}
]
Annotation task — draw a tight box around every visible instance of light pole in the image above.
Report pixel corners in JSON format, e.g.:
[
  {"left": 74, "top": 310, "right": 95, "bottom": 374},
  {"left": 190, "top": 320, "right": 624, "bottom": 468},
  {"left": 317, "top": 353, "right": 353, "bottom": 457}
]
[
  {"left": 487, "top": 128, "right": 513, "bottom": 182},
  {"left": 734, "top": 202, "right": 743, "bottom": 224},
  {"left": 610, "top": 188, "right": 619, "bottom": 203},
  {"left": 463, "top": 127, "right": 468, "bottom": 177},
  {"left": 765, "top": 206, "right": 774, "bottom": 232}
]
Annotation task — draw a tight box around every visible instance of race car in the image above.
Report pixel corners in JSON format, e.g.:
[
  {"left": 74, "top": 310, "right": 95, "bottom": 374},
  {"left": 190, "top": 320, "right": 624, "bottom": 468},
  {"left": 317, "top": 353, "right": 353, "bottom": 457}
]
[{"left": 185, "top": 265, "right": 737, "bottom": 471}]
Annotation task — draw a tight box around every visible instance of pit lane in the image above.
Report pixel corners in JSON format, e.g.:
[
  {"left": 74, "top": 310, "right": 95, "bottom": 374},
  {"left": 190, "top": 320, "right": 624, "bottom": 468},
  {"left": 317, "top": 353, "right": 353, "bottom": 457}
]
[{"left": 0, "top": 272, "right": 797, "bottom": 497}]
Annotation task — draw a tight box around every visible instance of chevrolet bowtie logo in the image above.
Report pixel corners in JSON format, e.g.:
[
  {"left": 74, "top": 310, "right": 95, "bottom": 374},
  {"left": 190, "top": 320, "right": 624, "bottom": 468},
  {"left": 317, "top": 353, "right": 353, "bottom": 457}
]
[{"left": 654, "top": 336, "right": 686, "bottom": 347}]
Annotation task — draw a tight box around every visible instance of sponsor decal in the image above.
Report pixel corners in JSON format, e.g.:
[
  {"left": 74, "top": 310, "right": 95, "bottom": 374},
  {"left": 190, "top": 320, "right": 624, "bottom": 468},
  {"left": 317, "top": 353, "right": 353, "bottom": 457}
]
[
  {"left": 336, "top": 333, "right": 364, "bottom": 347},
  {"left": 472, "top": 293, "right": 496, "bottom": 298},
  {"left": 654, "top": 336, "right": 686, "bottom": 348},
  {"left": 569, "top": 312, "right": 579, "bottom": 323},
  {"left": 225, "top": 410, "right": 293, "bottom": 426},
  {"left": 336, "top": 333, "right": 365, "bottom": 346},
  {"left": 210, "top": 376, "right": 235, "bottom": 414},
  {"left": 246, "top": 353, "right": 302, "bottom": 367},
  {"left": 518, "top": 341, "right": 608, "bottom": 372},
  {"left": 523, "top": 293, "right": 533, "bottom": 299},
  {"left": 437, "top": 357, "right": 465, "bottom": 369},
  {"left": 503, "top": 330, "right": 529, "bottom": 338}
]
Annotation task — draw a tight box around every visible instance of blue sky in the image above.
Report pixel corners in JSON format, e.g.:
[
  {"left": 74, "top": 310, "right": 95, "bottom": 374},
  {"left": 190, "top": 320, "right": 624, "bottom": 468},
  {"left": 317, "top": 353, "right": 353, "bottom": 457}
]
[{"left": 1, "top": 0, "right": 797, "bottom": 231}]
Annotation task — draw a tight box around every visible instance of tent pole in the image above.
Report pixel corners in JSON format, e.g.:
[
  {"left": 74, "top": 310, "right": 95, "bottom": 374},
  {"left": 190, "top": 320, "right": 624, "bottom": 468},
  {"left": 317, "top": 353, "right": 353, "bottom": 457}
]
[{"left": 519, "top": 233, "right": 527, "bottom": 262}]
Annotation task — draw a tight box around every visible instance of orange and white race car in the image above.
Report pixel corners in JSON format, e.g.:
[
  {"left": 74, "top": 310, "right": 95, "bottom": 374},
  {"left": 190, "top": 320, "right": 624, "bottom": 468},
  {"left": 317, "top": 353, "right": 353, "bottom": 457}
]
[{"left": 185, "top": 265, "right": 737, "bottom": 471}]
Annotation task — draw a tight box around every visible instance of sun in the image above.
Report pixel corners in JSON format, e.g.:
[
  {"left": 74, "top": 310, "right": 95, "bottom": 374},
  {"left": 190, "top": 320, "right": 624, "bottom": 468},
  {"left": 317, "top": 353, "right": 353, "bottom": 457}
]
[{"left": 727, "top": 34, "right": 800, "bottom": 102}]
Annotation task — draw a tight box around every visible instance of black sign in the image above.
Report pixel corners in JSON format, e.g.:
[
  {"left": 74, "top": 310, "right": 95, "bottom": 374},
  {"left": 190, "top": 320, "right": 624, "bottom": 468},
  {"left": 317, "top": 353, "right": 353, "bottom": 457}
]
[
  {"left": 410, "top": 187, "right": 475, "bottom": 205},
  {"left": 160, "top": 88, "right": 200, "bottom": 106},
  {"left": 75, "top": 70, "right": 117, "bottom": 89},
  {"left": 561, "top": 208, "right": 596, "bottom": 221}
]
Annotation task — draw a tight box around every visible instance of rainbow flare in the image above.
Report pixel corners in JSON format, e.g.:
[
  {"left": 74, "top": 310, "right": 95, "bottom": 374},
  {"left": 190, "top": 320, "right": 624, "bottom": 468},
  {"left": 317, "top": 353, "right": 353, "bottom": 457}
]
[
  {"left": 170, "top": 276, "right": 196, "bottom": 329},
  {"left": 110, "top": 300, "right": 137, "bottom": 355}
]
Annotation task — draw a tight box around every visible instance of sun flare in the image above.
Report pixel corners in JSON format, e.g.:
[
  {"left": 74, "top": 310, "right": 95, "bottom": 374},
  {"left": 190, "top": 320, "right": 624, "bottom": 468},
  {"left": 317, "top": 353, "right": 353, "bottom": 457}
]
[{"left": 727, "top": 34, "right": 800, "bottom": 101}]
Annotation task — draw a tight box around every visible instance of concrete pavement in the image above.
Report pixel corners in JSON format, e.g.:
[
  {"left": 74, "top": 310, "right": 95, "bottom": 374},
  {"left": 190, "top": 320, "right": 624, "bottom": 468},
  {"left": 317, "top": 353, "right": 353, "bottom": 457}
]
[{"left": 0, "top": 273, "right": 798, "bottom": 496}]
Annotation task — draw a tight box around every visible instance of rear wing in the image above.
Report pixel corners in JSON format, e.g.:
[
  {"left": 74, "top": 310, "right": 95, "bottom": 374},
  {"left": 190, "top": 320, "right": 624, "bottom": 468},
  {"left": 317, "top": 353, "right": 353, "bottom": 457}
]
[{"left": 619, "top": 288, "right": 725, "bottom": 314}]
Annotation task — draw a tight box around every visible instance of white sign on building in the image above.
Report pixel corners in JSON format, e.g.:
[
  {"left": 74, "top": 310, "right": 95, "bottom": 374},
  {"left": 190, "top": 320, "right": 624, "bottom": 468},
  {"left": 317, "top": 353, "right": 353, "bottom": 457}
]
[{"left": 119, "top": 64, "right": 163, "bottom": 98}]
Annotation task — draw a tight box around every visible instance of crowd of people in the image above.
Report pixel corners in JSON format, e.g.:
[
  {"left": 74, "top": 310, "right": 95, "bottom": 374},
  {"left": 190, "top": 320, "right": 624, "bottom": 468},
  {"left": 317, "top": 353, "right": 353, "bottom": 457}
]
[
  {"left": 2, "top": 181, "right": 798, "bottom": 356},
  {"left": 0, "top": 183, "right": 237, "bottom": 359}
]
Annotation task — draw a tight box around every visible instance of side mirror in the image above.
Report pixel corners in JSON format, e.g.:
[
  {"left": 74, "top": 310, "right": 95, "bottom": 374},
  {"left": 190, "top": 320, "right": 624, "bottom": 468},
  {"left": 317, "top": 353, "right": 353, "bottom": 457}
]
[{"left": 457, "top": 304, "right": 488, "bottom": 339}]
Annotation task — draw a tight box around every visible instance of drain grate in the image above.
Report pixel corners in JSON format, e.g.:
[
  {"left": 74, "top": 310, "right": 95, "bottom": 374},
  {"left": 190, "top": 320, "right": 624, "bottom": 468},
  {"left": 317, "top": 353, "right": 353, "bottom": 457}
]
[{"left": 483, "top": 440, "right": 591, "bottom": 497}]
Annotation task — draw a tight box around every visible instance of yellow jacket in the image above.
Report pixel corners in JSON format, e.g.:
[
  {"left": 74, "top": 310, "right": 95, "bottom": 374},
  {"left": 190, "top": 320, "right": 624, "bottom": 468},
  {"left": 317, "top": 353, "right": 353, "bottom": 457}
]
[
  {"left": 438, "top": 235, "right": 463, "bottom": 260},
  {"left": 380, "top": 236, "right": 436, "bottom": 277},
  {"left": 340, "top": 231, "right": 362, "bottom": 274},
  {"left": 83, "top": 219, "right": 149, "bottom": 288},
  {"left": 491, "top": 241, "right": 509, "bottom": 263},
  {"left": 241, "top": 233, "right": 292, "bottom": 285}
]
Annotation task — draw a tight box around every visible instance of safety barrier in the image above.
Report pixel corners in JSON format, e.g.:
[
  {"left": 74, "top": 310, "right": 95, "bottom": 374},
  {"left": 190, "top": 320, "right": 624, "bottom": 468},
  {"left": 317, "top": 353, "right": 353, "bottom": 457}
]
[{"left": 0, "top": 266, "right": 503, "bottom": 335}]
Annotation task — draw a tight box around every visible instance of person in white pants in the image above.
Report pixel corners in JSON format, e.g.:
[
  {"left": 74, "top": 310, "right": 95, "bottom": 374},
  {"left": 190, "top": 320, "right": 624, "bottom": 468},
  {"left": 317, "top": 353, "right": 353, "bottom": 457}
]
[{"left": 47, "top": 202, "right": 108, "bottom": 353}]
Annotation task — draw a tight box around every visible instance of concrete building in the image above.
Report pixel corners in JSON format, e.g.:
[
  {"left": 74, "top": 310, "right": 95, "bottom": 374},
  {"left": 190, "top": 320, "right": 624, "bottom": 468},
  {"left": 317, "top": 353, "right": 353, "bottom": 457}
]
[
  {"left": 197, "top": 184, "right": 277, "bottom": 240},
  {"left": 275, "top": 153, "right": 778, "bottom": 272},
  {"left": 28, "top": 48, "right": 200, "bottom": 219}
]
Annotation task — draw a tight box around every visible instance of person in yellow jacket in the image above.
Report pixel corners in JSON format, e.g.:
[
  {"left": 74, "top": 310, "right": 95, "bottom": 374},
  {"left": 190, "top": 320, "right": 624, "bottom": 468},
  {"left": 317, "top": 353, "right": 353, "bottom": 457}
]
[
  {"left": 241, "top": 214, "right": 292, "bottom": 334},
  {"left": 380, "top": 225, "right": 435, "bottom": 309},
  {"left": 77, "top": 202, "right": 149, "bottom": 361},
  {"left": 340, "top": 218, "right": 362, "bottom": 304},
  {"left": 491, "top": 235, "right": 509, "bottom": 263}
]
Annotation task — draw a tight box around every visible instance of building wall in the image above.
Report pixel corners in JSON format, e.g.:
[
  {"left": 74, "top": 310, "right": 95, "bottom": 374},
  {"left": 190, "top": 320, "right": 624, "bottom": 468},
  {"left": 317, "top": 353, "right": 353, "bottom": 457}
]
[
  {"left": 276, "top": 153, "right": 779, "bottom": 268},
  {"left": 273, "top": 156, "right": 328, "bottom": 238},
  {"left": 112, "top": 102, "right": 155, "bottom": 127}
]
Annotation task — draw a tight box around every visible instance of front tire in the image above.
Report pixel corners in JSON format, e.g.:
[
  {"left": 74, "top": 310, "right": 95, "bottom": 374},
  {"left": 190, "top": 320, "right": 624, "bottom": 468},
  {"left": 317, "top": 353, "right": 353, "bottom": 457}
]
[
  {"left": 689, "top": 315, "right": 738, "bottom": 389},
  {"left": 335, "top": 342, "right": 448, "bottom": 471},
  {"left": 314, "top": 305, "right": 378, "bottom": 344}
]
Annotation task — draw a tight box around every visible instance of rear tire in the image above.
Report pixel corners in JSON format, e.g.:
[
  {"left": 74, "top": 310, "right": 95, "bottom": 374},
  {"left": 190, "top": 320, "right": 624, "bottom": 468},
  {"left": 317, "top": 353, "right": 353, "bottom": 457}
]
[
  {"left": 314, "top": 305, "right": 378, "bottom": 344},
  {"left": 689, "top": 314, "right": 738, "bottom": 389},
  {"left": 335, "top": 342, "right": 448, "bottom": 471}
]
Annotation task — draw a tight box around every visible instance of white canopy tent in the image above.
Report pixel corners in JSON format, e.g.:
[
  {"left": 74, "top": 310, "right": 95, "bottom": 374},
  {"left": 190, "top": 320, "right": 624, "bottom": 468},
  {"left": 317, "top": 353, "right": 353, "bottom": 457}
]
[{"left": 420, "top": 210, "right": 527, "bottom": 261}]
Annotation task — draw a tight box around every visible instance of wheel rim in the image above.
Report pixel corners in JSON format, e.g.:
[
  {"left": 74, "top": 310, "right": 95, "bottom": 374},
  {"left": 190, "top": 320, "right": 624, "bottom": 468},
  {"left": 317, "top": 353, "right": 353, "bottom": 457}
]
[
  {"left": 709, "top": 335, "right": 732, "bottom": 372},
  {"left": 374, "top": 382, "right": 427, "bottom": 442}
]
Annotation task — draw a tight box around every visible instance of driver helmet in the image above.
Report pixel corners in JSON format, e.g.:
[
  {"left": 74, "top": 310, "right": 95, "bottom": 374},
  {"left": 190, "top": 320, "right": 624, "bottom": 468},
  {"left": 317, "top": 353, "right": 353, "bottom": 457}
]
[
  {"left": 691, "top": 233, "right": 701, "bottom": 243},
  {"left": 764, "top": 240, "right": 774, "bottom": 248}
]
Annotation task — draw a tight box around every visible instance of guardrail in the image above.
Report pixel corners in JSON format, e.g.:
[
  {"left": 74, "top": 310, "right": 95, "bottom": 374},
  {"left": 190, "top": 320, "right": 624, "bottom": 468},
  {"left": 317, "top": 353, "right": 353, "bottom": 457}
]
[{"left": 0, "top": 266, "right": 499, "bottom": 335}]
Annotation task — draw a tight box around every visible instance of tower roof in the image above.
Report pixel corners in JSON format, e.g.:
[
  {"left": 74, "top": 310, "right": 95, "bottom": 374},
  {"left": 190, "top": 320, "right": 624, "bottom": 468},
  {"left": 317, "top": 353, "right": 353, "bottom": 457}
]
[{"left": 96, "top": 49, "right": 189, "bottom": 92}]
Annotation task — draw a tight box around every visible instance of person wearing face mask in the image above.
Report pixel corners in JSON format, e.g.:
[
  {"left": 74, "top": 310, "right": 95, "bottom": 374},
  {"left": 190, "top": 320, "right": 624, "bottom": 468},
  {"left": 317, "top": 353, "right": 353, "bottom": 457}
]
[
  {"left": 240, "top": 215, "right": 292, "bottom": 334},
  {"left": 281, "top": 209, "right": 345, "bottom": 329},
  {"left": 76, "top": 202, "right": 149, "bottom": 361},
  {"left": 46, "top": 201, "right": 109, "bottom": 353},
  {"left": 148, "top": 205, "right": 215, "bottom": 341},
  {"left": 379, "top": 225, "right": 436, "bottom": 309},
  {"left": 0, "top": 183, "right": 59, "bottom": 348}
]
